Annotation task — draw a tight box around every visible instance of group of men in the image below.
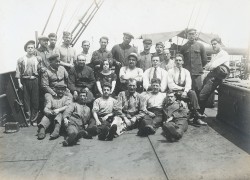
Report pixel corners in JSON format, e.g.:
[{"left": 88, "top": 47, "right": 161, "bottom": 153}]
[{"left": 15, "top": 28, "right": 230, "bottom": 145}]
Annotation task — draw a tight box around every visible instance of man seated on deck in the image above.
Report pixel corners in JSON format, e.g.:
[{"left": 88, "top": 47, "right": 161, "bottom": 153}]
[
  {"left": 119, "top": 53, "right": 143, "bottom": 92},
  {"left": 168, "top": 53, "right": 206, "bottom": 126},
  {"left": 162, "top": 91, "right": 189, "bottom": 142},
  {"left": 199, "top": 37, "right": 230, "bottom": 116},
  {"left": 143, "top": 55, "right": 168, "bottom": 92},
  {"left": 41, "top": 54, "right": 72, "bottom": 99},
  {"left": 115, "top": 78, "right": 146, "bottom": 132},
  {"left": 68, "top": 54, "right": 95, "bottom": 106},
  {"left": 37, "top": 83, "right": 71, "bottom": 140},
  {"left": 137, "top": 78, "right": 166, "bottom": 136},
  {"left": 87, "top": 82, "right": 124, "bottom": 141},
  {"left": 62, "top": 89, "right": 92, "bottom": 146}
]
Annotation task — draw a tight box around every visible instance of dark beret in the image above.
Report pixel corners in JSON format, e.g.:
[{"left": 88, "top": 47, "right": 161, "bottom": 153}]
[
  {"left": 123, "top": 32, "right": 134, "bottom": 39},
  {"left": 155, "top": 42, "right": 164, "bottom": 47},
  {"left": 143, "top": 38, "right": 152, "bottom": 44},
  {"left": 24, "top": 40, "right": 35, "bottom": 51},
  {"left": 48, "top": 54, "right": 59, "bottom": 62},
  {"left": 38, "top": 36, "right": 49, "bottom": 41}
]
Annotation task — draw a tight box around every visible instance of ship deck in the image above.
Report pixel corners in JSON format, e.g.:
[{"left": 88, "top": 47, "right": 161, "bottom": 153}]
[{"left": 0, "top": 107, "right": 250, "bottom": 180}]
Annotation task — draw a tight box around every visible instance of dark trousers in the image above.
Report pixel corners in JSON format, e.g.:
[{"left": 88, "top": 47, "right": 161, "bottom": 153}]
[
  {"left": 191, "top": 75, "right": 202, "bottom": 95},
  {"left": 86, "top": 117, "right": 112, "bottom": 136},
  {"left": 175, "top": 90, "right": 200, "bottom": 110},
  {"left": 22, "top": 78, "right": 39, "bottom": 115},
  {"left": 139, "top": 108, "right": 163, "bottom": 130},
  {"left": 163, "top": 118, "right": 188, "bottom": 140}
]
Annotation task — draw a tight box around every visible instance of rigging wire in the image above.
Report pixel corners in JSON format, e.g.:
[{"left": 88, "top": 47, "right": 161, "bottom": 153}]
[
  {"left": 193, "top": 1, "right": 202, "bottom": 29},
  {"left": 56, "top": 0, "right": 70, "bottom": 35}
]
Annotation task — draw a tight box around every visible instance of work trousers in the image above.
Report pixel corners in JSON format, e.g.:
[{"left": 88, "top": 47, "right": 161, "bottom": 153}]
[
  {"left": 39, "top": 113, "right": 63, "bottom": 130},
  {"left": 22, "top": 78, "right": 39, "bottom": 115},
  {"left": 163, "top": 118, "right": 188, "bottom": 140},
  {"left": 175, "top": 90, "right": 200, "bottom": 110},
  {"left": 191, "top": 75, "right": 202, "bottom": 95},
  {"left": 139, "top": 108, "right": 163, "bottom": 130}
]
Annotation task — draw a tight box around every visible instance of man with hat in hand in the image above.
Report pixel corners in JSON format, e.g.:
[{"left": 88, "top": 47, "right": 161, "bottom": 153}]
[
  {"left": 58, "top": 31, "right": 77, "bottom": 71},
  {"left": 180, "top": 28, "right": 207, "bottom": 94},
  {"left": 16, "top": 40, "right": 39, "bottom": 125},
  {"left": 138, "top": 38, "right": 153, "bottom": 71},
  {"left": 37, "top": 82, "right": 71, "bottom": 140},
  {"left": 119, "top": 53, "right": 143, "bottom": 92}
]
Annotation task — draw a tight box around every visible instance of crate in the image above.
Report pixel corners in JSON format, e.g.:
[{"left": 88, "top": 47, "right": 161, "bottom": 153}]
[{"left": 5, "top": 122, "right": 20, "bottom": 133}]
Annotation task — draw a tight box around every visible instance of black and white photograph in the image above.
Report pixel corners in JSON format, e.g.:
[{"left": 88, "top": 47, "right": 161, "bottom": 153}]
[{"left": 0, "top": 0, "right": 250, "bottom": 179}]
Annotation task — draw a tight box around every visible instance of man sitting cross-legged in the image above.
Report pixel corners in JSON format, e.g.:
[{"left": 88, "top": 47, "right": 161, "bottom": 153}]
[
  {"left": 87, "top": 82, "right": 125, "bottom": 141},
  {"left": 137, "top": 78, "right": 166, "bottom": 137},
  {"left": 162, "top": 91, "right": 189, "bottom": 142},
  {"left": 37, "top": 83, "right": 71, "bottom": 140},
  {"left": 62, "top": 89, "right": 92, "bottom": 146}
]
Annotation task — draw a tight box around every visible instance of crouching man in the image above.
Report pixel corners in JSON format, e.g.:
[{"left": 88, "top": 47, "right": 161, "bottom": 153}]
[
  {"left": 62, "top": 89, "right": 91, "bottom": 146},
  {"left": 87, "top": 82, "right": 124, "bottom": 141},
  {"left": 162, "top": 91, "right": 189, "bottom": 142},
  {"left": 37, "top": 83, "right": 71, "bottom": 140}
]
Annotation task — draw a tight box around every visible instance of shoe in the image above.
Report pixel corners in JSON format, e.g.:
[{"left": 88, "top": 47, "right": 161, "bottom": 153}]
[
  {"left": 31, "top": 122, "right": 37, "bottom": 127},
  {"left": 62, "top": 140, "right": 69, "bottom": 146},
  {"left": 98, "top": 126, "right": 109, "bottom": 140},
  {"left": 194, "top": 111, "right": 206, "bottom": 119},
  {"left": 50, "top": 124, "right": 61, "bottom": 139},
  {"left": 38, "top": 127, "right": 46, "bottom": 140},
  {"left": 87, "top": 126, "right": 98, "bottom": 137},
  {"left": 193, "top": 118, "right": 207, "bottom": 126},
  {"left": 77, "top": 130, "right": 92, "bottom": 140},
  {"left": 106, "top": 124, "right": 117, "bottom": 141},
  {"left": 31, "top": 111, "right": 39, "bottom": 122},
  {"left": 145, "top": 125, "right": 155, "bottom": 135}
]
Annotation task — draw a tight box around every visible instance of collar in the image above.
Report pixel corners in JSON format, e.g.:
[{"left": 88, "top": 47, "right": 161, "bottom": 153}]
[
  {"left": 48, "top": 65, "right": 58, "bottom": 72},
  {"left": 98, "top": 48, "right": 107, "bottom": 53},
  {"left": 37, "top": 46, "right": 48, "bottom": 52}
]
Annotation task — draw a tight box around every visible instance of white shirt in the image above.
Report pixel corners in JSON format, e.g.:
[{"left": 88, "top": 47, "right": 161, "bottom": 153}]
[
  {"left": 146, "top": 92, "right": 166, "bottom": 109},
  {"left": 81, "top": 52, "right": 92, "bottom": 65},
  {"left": 119, "top": 66, "right": 143, "bottom": 83},
  {"left": 205, "top": 49, "right": 230, "bottom": 71},
  {"left": 143, "top": 67, "right": 168, "bottom": 92},
  {"left": 168, "top": 67, "right": 192, "bottom": 93}
]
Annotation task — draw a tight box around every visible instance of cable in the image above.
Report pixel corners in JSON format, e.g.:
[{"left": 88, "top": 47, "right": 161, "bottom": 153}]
[
  {"left": 198, "top": 1, "right": 213, "bottom": 38},
  {"left": 193, "top": 1, "right": 202, "bottom": 29},
  {"left": 56, "top": 0, "right": 70, "bottom": 35}
]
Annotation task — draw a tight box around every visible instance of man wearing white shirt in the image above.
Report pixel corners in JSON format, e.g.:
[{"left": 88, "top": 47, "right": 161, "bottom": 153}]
[
  {"left": 80, "top": 40, "right": 92, "bottom": 65},
  {"left": 199, "top": 37, "right": 230, "bottom": 115},
  {"left": 168, "top": 54, "right": 206, "bottom": 125},
  {"left": 143, "top": 55, "right": 168, "bottom": 92}
]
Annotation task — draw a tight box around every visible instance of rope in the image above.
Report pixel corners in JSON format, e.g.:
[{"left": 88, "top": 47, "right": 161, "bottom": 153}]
[
  {"left": 193, "top": 1, "right": 202, "bottom": 28},
  {"left": 56, "top": 0, "right": 70, "bottom": 35}
]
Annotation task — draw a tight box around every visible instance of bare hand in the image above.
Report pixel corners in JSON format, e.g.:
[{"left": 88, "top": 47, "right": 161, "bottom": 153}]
[
  {"left": 130, "top": 117, "right": 137, "bottom": 124},
  {"left": 148, "top": 112, "right": 156, "bottom": 118},
  {"left": 53, "top": 109, "right": 60, "bottom": 115},
  {"left": 181, "top": 92, "right": 187, "bottom": 98},
  {"left": 124, "top": 117, "right": 131, "bottom": 127},
  {"left": 96, "top": 120, "right": 101, "bottom": 126},
  {"left": 102, "top": 114, "right": 110, "bottom": 121},
  {"left": 64, "top": 118, "right": 69, "bottom": 127},
  {"left": 19, "top": 83, "right": 23, "bottom": 90},
  {"left": 166, "top": 116, "right": 173, "bottom": 123}
]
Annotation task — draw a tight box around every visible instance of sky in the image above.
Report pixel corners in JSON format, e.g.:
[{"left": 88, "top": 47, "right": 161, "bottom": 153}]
[{"left": 0, "top": 0, "right": 249, "bottom": 73}]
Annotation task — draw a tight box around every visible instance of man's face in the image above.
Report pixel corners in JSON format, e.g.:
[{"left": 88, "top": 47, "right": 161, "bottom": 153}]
[
  {"left": 152, "top": 82, "right": 160, "bottom": 93},
  {"left": 78, "top": 93, "right": 87, "bottom": 104},
  {"left": 175, "top": 56, "right": 184, "bottom": 68},
  {"left": 82, "top": 42, "right": 90, "bottom": 52},
  {"left": 155, "top": 45, "right": 164, "bottom": 54},
  {"left": 50, "top": 58, "right": 60, "bottom": 69},
  {"left": 103, "top": 60, "right": 110, "bottom": 71},
  {"left": 123, "top": 35, "right": 132, "bottom": 45},
  {"left": 211, "top": 40, "right": 221, "bottom": 53},
  {"left": 55, "top": 88, "right": 65, "bottom": 98},
  {"left": 128, "top": 80, "right": 137, "bottom": 93},
  {"left": 128, "top": 56, "right": 137, "bottom": 68},
  {"left": 77, "top": 56, "right": 86, "bottom": 67},
  {"left": 103, "top": 86, "right": 111, "bottom": 98},
  {"left": 49, "top": 36, "right": 57, "bottom": 46},
  {"left": 164, "top": 49, "right": 171, "bottom": 60},
  {"left": 63, "top": 35, "right": 72, "bottom": 45},
  {"left": 187, "top": 31, "right": 197, "bottom": 42},
  {"left": 26, "top": 44, "right": 35, "bottom": 55},
  {"left": 152, "top": 57, "right": 160, "bottom": 68},
  {"left": 100, "top": 38, "right": 108, "bottom": 49},
  {"left": 167, "top": 93, "right": 176, "bottom": 104},
  {"left": 143, "top": 42, "right": 152, "bottom": 51},
  {"left": 40, "top": 39, "right": 48, "bottom": 48}
]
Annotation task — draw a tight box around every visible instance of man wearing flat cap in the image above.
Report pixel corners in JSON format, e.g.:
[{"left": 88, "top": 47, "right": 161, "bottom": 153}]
[
  {"left": 16, "top": 40, "right": 39, "bottom": 125},
  {"left": 138, "top": 38, "right": 153, "bottom": 71},
  {"left": 180, "top": 28, "right": 207, "bottom": 94},
  {"left": 36, "top": 36, "right": 50, "bottom": 70},
  {"left": 119, "top": 53, "right": 143, "bottom": 92},
  {"left": 58, "top": 31, "right": 77, "bottom": 71}
]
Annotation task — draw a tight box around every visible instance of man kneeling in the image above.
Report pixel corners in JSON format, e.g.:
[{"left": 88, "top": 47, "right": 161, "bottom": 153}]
[
  {"left": 162, "top": 91, "right": 189, "bottom": 142},
  {"left": 62, "top": 89, "right": 91, "bottom": 146},
  {"left": 37, "top": 83, "right": 71, "bottom": 140}
]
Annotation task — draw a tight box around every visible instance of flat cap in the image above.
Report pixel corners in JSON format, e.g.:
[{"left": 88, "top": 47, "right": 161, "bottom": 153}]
[
  {"left": 143, "top": 38, "right": 152, "bottom": 44},
  {"left": 54, "top": 82, "right": 67, "bottom": 89},
  {"left": 186, "top": 28, "right": 197, "bottom": 33},
  {"left": 63, "top": 31, "right": 72, "bottom": 37},
  {"left": 38, "top": 36, "right": 49, "bottom": 41},
  {"left": 155, "top": 42, "right": 164, "bottom": 47},
  {"left": 48, "top": 54, "right": 59, "bottom": 61},
  {"left": 24, "top": 40, "right": 35, "bottom": 51},
  {"left": 128, "top": 52, "right": 138, "bottom": 60},
  {"left": 123, "top": 32, "right": 134, "bottom": 39}
]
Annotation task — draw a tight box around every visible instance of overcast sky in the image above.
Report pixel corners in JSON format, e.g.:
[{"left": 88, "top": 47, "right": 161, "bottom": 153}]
[{"left": 0, "top": 0, "right": 249, "bottom": 73}]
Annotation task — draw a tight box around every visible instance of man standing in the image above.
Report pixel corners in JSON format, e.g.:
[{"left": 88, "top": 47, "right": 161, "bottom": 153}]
[
  {"left": 138, "top": 38, "right": 152, "bottom": 71},
  {"left": 81, "top": 40, "right": 92, "bottom": 65},
  {"left": 48, "top": 33, "right": 59, "bottom": 54},
  {"left": 58, "top": 31, "right": 77, "bottom": 70},
  {"left": 199, "top": 37, "right": 230, "bottom": 115},
  {"left": 90, "top": 36, "right": 113, "bottom": 72},
  {"left": 168, "top": 54, "right": 206, "bottom": 125},
  {"left": 152, "top": 42, "right": 167, "bottom": 63},
  {"left": 162, "top": 91, "right": 189, "bottom": 142},
  {"left": 36, "top": 36, "right": 50, "bottom": 69},
  {"left": 68, "top": 54, "right": 95, "bottom": 105},
  {"left": 16, "top": 40, "right": 39, "bottom": 124},
  {"left": 143, "top": 55, "right": 168, "bottom": 92},
  {"left": 62, "top": 89, "right": 91, "bottom": 146},
  {"left": 180, "top": 28, "right": 207, "bottom": 94},
  {"left": 160, "top": 48, "right": 175, "bottom": 71},
  {"left": 116, "top": 78, "right": 146, "bottom": 130},
  {"left": 37, "top": 83, "right": 71, "bottom": 140},
  {"left": 138, "top": 78, "right": 166, "bottom": 136}
]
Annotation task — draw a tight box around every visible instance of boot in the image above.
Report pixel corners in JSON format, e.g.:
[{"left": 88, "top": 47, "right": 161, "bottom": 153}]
[
  {"left": 106, "top": 124, "right": 117, "bottom": 141},
  {"left": 38, "top": 126, "right": 46, "bottom": 140},
  {"left": 50, "top": 123, "right": 61, "bottom": 139},
  {"left": 194, "top": 110, "right": 206, "bottom": 119}
]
